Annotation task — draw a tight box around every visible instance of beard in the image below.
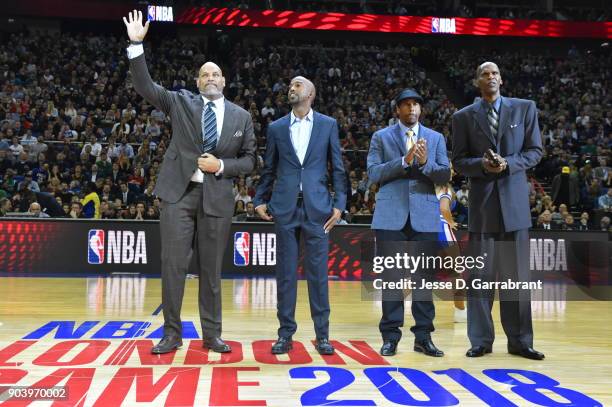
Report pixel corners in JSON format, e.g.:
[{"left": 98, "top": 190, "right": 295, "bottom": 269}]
[
  {"left": 200, "top": 84, "right": 223, "bottom": 99},
  {"left": 288, "top": 92, "right": 302, "bottom": 105}
]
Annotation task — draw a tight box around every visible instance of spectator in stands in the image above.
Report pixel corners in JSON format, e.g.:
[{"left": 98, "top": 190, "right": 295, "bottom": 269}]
[
  {"left": 9, "top": 137, "right": 24, "bottom": 159},
  {"left": 600, "top": 216, "right": 611, "bottom": 232},
  {"left": 69, "top": 201, "right": 83, "bottom": 219},
  {"left": 539, "top": 210, "right": 556, "bottom": 230},
  {"left": 551, "top": 166, "right": 580, "bottom": 208},
  {"left": 0, "top": 150, "right": 12, "bottom": 175},
  {"left": 96, "top": 151, "right": 112, "bottom": 178},
  {"left": 577, "top": 212, "right": 590, "bottom": 230},
  {"left": 134, "top": 202, "right": 146, "bottom": 220},
  {"left": 17, "top": 172, "right": 40, "bottom": 193},
  {"left": 233, "top": 200, "right": 247, "bottom": 221},
  {"left": 117, "top": 181, "right": 137, "bottom": 206},
  {"left": 598, "top": 189, "right": 612, "bottom": 211},
  {"left": 235, "top": 185, "right": 252, "bottom": 204},
  {"left": 81, "top": 182, "right": 101, "bottom": 219},
  {"left": 562, "top": 215, "right": 575, "bottom": 230},
  {"left": 245, "top": 201, "right": 256, "bottom": 218},
  {"left": 455, "top": 181, "right": 469, "bottom": 201},
  {"left": 145, "top": 205, "right": 159, "bottom": 220},
  {"left": 27, "top": 202, "right": 50, "bottom": 218},
  {"left": 81, "top": 135, "right": 102, "bottom": 159},
  {"left": 593, "top": 157, "right": 610, "bottom": 183},
  {"left": 0, "top": 197, "right": 11, "bottom": 217}
]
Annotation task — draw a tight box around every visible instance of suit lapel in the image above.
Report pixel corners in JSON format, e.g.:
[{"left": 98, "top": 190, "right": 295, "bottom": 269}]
[
  {"left": 497, "top": 97, "right": 512, "bottom": 146},
  {"left": 281, "top": 115, "right": 301, "bottom": 166},
  {"left": 302, "top": 111, "right": 319, "bottom": 165},
  {"left": 473, "top": 103, "right": 497, "bottom": 147},
  {"left": 391, "top": 124, "right": 407, "bottom": 155},
  {"left": 191, "top": 96, "right": 205, "bottom": 153},
  {"left": 215, "top": 100, "right": 233, "bottom": 153}
]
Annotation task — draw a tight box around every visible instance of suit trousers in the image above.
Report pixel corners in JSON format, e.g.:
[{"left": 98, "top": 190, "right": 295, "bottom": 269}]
[
  {"left": 376, "top": 218, "right": 438, "bottom": 342},
  {"left": 275, "top": 200, "right": 330, "bottom": 339},
  {"left": 467, "top": 229, "right": 533, "bottom": 349},
  {"left": 160, "top": 182, "right": 232, "bottom": 339}
]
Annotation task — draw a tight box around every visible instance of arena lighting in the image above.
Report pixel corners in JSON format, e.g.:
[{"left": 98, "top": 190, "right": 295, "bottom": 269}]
[{"left": 176, "top": 7, "right": 612, "bottom": 39}]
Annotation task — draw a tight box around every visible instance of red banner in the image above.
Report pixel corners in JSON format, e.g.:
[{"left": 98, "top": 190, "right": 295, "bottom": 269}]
[{"left": 176, "top": 7, "right": 612, "bottom": 39}]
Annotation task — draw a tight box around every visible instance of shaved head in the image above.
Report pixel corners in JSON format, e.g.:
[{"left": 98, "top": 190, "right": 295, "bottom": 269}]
[
  {"left": 200, "top": 62, "right": 222, "bottom": 76},
  {"left": 288, "top": 76, "right": 316, "bottom": 107},
  {"left": 197, "top": 61, "right": 225, "bottom": 100},
  {"left": 474, "top": 61, "right": 503, "bottom": 100},
  {"left": 475, "top": 62, "right": 500, "bottom": 80}
]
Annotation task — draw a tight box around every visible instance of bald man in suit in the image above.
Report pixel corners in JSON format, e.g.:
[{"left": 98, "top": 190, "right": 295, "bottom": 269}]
[
  {"left": 452, "top": 62, "right": 544, "bottom": 360},
  {"left": 124, "top": 10, "right": 256, "bottom": 354}
]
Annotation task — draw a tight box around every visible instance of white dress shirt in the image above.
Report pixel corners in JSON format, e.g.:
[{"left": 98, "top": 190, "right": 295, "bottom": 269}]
[
  {"left": 290, "top": 109, "right": 314, "bottom": 191},
  {"left": 126, "top": 44, "right": 225, "bottom": 183},
  {"left": 290, "top": 109, "right": 314, "bottom": 165}
]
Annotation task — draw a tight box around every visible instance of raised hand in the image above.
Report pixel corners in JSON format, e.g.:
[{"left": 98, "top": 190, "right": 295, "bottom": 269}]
[{"left": 122, "top": 9, "right": 150, "bottom": 42}]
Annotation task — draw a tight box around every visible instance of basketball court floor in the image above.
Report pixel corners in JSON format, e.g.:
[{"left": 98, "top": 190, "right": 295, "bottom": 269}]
[{"left": 0, "top": 276, "right": 610, "bottom": 406}]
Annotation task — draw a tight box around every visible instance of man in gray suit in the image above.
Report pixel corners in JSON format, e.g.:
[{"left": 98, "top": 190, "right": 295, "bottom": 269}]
[
  {"left": 123, "top": 10, "right": 256, "bottom": 354},
  {"left": 452, "top": 62, "right": 544, "bottom": 360}
]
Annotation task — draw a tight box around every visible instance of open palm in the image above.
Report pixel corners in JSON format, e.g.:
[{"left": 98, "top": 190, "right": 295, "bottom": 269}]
[{"left": 123, "top": 10, "right": 150, "bottom": 42}]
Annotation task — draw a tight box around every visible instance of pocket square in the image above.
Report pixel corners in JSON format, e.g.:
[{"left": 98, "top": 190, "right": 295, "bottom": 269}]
[
  {"left": 510, "top": 123, "right": 519, "bottom": 128},
  {"left": 233, "top": 130, "right": 243, "bottom": 138}
]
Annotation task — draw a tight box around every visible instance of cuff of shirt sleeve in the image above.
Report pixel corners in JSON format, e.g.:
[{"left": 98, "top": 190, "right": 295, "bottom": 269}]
[
  {"left": 215, "top": 159, "right": 224, "bottom": 176},
  {"left": 126, "top": 44, "right": 144, "bottom": 59}
]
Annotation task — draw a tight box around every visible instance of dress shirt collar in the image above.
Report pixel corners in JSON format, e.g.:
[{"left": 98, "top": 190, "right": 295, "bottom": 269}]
[
  {"left": 290, "top": 109, "right": 313, "bottom": 125},
  {"left": 482, "top": 96, "right": 502, "bottom": 113},
  {"left": 398, "top": 121, "right": 420, "bottom": 138},
  {"left": 202, "top": 95, "right": 225, "bottom": 110}
]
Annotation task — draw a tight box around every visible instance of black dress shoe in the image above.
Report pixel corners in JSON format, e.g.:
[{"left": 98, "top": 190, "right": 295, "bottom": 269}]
[
  {"left": 271, "top": 337, "right": 293, "bottom": 354},
  {"left": 466, "top": 346, "right": 492, "bottom": 357},
  {"left": 151, "top": 335, "right": 182, "bottom": 354},
  {"left": 380, "top": 340, "right": 398, "bottom": 356},
  {"left": 315, "top": 338, "right": 335, "bottom": 355},
  {"left": 203, "top": 337, "right": 232, "bottom": 353},
  {"left": 508, "top": 346, "right": 545, "bottom": 360},
  {"left": 414, "top": 338, "right": 444, "bottom": 357}
]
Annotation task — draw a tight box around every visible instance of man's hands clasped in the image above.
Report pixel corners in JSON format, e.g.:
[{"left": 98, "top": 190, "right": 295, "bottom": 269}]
[{"left": 482, "top": 150, "right": 507, "bottom": 174}]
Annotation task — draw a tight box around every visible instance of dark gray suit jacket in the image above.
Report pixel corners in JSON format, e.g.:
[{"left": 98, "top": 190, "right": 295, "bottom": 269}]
[
  {"left": 452, "top": 97, "right": 543, "bottom": 233},
  {"left": 130, "top": 54, "right": 256, "bottom": 218}
]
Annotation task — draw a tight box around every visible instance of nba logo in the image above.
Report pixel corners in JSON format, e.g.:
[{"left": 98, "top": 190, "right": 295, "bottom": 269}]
[
  {"left": 147, "top": 5, "right": 155, "bottom": 21},
  {"left": 431, "top": 17, "right": 440, "bottom": 33},
  {"left": 234, "top": 232, "right": 250, "bottom": 266},
  {"left": 88, "top": 229, "right": 105, "bottom": 264}
]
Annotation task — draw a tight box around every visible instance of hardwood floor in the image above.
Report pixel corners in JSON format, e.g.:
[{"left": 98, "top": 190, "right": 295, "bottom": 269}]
[{"left": 0, "top": 276, "right": 609, "bottom": 406}]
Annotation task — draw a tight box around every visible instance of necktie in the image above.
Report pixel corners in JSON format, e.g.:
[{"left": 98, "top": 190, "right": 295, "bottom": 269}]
[
  {"left": 406, "top": 129, "right": 415, "bottom": 152},
  {"left": 488, "top": 105, "right": 499, "bottom": 139},
  {"left": 202, "top": 101, "right": 217, "bottom": 152}
]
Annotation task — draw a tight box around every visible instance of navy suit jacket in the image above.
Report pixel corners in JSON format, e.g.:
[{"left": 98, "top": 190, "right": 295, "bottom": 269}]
[
  {"left": 367, "top": 123, "right": 451, "bottom": 232},
  {"left": 452, "top": 97, "right": 543, "bottom": 233},
  {"left": 254, "top": 111, "right": 347, "bottom": 225}
]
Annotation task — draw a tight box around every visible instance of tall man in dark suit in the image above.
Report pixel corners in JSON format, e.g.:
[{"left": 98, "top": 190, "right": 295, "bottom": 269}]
[
  {"left": 452, "top": 62, "right": 544, "bottom": 360},
  {"left": 254, "top": 76, "right": 346, "bottom": 355},
  {"left": 123, "top": 10, "right": 256, "bottom": 354},
  {"left": 367, "top": 89, "right": 451, "bottom": 357}
]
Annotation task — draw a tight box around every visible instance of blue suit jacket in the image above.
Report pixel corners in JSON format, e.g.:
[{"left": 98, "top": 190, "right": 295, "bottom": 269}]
[
  {"left": 367, "top": 123, "right": 451, "bottom": 232},
  {"left": 451, "top": 97, "right": 543, "bottom": 233},
  {"left": 253, "top": 111, "right": 347, "bottom": 225}
]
